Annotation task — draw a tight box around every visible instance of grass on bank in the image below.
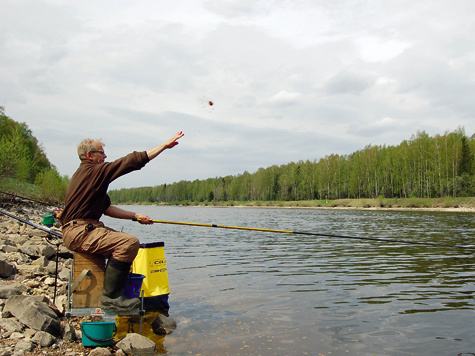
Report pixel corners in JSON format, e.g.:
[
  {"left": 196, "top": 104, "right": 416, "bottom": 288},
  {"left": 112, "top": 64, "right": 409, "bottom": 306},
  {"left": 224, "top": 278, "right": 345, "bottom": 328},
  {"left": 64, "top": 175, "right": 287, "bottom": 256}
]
[
  {"left": 0, "top": 178, "right": 41, "bottom": 199},
  {"left": 0, "top": 176, "right": 66, "bottom": 205}
]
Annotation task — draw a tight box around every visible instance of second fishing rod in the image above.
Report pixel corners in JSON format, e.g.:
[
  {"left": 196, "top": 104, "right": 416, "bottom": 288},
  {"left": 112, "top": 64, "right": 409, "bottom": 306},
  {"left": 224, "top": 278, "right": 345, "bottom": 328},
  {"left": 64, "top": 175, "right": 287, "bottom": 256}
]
[{"left": 133, "top": 218, "right": 475, "bottom": 250}]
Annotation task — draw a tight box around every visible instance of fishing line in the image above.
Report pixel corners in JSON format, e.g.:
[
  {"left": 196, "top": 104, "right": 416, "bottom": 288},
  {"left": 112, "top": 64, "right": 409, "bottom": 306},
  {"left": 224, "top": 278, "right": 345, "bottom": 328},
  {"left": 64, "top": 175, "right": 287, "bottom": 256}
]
[{"left": 133, "top": 218, "right": 475, "bottom": 250}]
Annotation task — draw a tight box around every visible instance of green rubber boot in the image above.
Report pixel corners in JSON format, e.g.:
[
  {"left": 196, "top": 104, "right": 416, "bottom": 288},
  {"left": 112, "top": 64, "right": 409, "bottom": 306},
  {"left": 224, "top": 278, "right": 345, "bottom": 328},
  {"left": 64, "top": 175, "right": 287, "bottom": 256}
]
[{"left": 99, "top": 262, "right": 140, "bottom": 312}]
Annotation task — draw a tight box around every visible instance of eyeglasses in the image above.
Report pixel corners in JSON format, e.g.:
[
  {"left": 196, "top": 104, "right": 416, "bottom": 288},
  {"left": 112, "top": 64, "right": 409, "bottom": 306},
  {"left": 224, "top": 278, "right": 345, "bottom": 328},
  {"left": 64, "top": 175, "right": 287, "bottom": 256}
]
[{"left": 90, "top": 150, "right": 105, "bottom": 155}]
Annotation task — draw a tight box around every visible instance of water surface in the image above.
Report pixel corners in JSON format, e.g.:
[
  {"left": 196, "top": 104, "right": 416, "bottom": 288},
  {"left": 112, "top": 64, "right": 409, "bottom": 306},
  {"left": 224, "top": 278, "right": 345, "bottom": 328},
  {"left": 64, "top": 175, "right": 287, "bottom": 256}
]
[{"left": 103, "top": 207, "right": 475, "bottom": 356}]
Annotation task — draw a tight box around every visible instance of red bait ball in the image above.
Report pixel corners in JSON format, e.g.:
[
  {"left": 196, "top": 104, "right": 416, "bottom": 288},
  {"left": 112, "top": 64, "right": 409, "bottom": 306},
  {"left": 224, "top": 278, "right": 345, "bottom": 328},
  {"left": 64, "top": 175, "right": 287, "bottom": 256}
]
[{"left": 208, "top": 101, "right": 213, "bottom": 106}]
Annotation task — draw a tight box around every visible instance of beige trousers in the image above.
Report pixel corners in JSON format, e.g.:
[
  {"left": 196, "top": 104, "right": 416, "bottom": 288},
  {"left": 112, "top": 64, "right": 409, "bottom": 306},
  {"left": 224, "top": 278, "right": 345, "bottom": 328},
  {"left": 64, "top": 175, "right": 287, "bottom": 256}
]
[{"left": 62, "top": 220, "right": 140, "bottom": 263}]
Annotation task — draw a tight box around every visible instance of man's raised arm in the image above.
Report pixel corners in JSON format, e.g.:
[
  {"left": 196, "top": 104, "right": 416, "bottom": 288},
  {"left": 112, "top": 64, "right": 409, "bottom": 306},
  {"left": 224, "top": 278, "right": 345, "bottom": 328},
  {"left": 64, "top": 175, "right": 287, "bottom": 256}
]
[{"left": 146, "top": 131, "right": 184, "bottom": 160}]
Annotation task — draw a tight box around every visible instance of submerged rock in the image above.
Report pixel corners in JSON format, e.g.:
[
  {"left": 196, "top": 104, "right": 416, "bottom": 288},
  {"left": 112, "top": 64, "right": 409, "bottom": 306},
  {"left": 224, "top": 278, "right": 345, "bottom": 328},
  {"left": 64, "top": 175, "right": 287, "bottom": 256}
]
[{"left": 151, "top": 314, "right": 177, "bottom": 335}]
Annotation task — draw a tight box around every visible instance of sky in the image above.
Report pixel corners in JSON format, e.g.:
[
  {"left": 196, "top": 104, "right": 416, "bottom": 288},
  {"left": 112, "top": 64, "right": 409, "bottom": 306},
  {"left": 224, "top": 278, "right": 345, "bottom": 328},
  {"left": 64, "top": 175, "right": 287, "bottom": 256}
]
[{"left": 1, "top": 0, "right": 475, "bottom": 189}]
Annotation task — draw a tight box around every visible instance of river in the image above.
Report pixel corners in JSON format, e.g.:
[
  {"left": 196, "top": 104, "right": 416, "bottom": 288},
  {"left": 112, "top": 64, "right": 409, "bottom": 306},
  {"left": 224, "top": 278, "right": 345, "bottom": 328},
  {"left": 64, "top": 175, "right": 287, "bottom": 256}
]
[{"left": 103, "top": 206, "right": 475, "bottom": 356}]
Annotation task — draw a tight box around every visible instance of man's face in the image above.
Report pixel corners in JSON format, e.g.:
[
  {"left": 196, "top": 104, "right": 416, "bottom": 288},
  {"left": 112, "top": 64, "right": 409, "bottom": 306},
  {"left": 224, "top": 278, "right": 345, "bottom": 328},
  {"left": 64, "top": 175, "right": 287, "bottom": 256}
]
[{"left": 87, "top": 143, "right": 107, "bottom": 163}]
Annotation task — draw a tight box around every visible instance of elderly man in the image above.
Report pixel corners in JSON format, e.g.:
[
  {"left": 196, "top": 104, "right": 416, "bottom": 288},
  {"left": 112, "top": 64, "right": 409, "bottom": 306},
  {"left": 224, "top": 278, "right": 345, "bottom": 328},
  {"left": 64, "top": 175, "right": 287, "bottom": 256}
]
[{"left": 60, "top": 131, "right": 184, "bottom": 311}]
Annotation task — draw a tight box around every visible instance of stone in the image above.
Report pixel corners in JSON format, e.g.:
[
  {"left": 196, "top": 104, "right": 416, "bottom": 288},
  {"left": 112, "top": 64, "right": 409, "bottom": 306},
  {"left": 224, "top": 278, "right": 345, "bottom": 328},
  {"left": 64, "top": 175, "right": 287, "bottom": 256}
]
[
  {"left": 0, "top": 284, "right": 26, "bottom": 299},
  {"left": 116, "top": 333, "right": 156, "bottom": 356},
  {"left": 58, "top": 267, "right": 71, "bottom": 281},
  {"left": 0, "top": 347, "right": 13, "bottom": 356},
  {"left": 0, "top": 255, "right": 15, "bottom": 278},
  {"left": 44, "top": 277, "right": 56, "bottom": 285},
  {"left": 32, "top": 330, "right": 56, "bottom": 347},
  {"left": 0, "top": 317, "right": 23, "bottom": 333},
  {"left": 54, "top": 295, "right": 68, "bottom": 314},
  {"left": 1, "top": 245, "right": 18, "bottom": 253},
  {"left": 57, "top": 246, "right": 74, "bottom": 259},
  {"left": 47, "top": 262, "right": 61, "bottom": 275},
  {"left": 3, "top": 295, "right": 61, "bottom": 336},
  {"left": 31, "top": 256, "right": 50, "bottom": 267},
  {"left": 61, "top": 321, "right": 77, "bottom": 341},
  {"left": 8, "top": 332, "right": 24, "bottom": 340},
  {"left": 25, "top": 280, "right": 41, "bottom": 288},
  {"left": 15, "top": 264, "right": 47, "bottom": 276},
  {"left": 8, "top": 252, "right": 29, "bottom": 264},
  {"left": 89, "top": 348, "right": 112, "bottom": 356},
  {"left": 9, "top": 235, "right": 28, "bottom": 246},
  {"left": 40, "top": 244, "right": 56, "bottom": 260},
  {"left": 24, "top": 328, "right": 36, "bottom": 338},
  {"left": 13, "top": 339, "right": 35, "bottom": 355},
  {"left": 19, "top": 241, "right": 41, "bottom": 258}
]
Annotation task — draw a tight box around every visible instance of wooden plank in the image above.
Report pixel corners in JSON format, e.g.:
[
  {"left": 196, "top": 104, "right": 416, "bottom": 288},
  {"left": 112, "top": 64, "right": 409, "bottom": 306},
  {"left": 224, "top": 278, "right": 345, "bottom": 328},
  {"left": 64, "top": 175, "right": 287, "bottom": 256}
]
[{"left": 72, "top": 253, "right": 105, "bottom": 308}]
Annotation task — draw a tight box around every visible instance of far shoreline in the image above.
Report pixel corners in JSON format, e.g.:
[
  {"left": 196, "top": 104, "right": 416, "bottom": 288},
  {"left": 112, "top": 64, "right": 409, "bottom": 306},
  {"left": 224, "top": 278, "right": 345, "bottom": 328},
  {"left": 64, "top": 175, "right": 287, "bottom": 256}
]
[
  {"left": 118, "top": 197, "right": 475, "bottom": 213},
  {"left": 216, "top": 205, "right": 475, "bottom": 213}
]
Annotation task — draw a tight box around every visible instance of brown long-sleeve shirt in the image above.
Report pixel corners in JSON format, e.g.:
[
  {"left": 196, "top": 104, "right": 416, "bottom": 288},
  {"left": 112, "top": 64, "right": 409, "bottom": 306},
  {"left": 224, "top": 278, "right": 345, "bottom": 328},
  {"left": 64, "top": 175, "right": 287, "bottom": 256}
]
[{"left": 60, "top": 151, "right": 150, "bottom": 225}]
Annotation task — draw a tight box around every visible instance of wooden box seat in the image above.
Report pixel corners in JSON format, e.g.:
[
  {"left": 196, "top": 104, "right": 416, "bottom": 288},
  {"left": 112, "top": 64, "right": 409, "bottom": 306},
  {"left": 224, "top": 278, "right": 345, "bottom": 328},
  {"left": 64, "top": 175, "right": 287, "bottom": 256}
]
[{"left": 72, "top": 252, "right": 106, "bottom": 308}]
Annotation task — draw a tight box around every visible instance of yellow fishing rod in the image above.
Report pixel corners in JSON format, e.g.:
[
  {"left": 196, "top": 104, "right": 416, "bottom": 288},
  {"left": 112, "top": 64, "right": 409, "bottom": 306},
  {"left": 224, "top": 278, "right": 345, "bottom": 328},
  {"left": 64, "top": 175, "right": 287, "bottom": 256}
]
[{"left": 133, "top": 218, "right": 475, "bottom": 250}]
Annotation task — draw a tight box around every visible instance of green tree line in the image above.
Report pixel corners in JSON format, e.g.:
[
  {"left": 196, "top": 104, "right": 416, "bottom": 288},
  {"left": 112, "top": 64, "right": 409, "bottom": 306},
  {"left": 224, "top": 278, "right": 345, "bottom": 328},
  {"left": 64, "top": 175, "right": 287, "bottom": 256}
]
[
  {"left": 109, "top": 128, "right": 475, "bottom": 204},
  {"left": 0, "top": 107, "right": 69, "bottom": 203}
]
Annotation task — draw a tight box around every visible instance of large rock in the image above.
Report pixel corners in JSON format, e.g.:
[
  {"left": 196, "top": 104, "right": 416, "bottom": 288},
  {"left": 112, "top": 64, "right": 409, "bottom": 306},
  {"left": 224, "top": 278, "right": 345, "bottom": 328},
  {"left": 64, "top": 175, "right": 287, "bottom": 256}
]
[
  {"left": 3, "top": 295, "right": 61, "bottom": 336},
  {"left": 116, "top": 333, "right": 156, "bottom": 356}
]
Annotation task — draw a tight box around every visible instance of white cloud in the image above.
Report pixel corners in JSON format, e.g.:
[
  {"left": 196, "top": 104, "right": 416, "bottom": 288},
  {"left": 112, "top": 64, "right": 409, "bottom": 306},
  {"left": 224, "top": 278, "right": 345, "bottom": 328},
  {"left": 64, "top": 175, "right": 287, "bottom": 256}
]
[
  {"left": 356, "top": 36, "right": 412, "bottom": 62},
  {"left": 203, "top": 0, "right": 261, "bottom": 18},
  {"left": 268, "top": 90, "right": 302, "bottom": 104}
]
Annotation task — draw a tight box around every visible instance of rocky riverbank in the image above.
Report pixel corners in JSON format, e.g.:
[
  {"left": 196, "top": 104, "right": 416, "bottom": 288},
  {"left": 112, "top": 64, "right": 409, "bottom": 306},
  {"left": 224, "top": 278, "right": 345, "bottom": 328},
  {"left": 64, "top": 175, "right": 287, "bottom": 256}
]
[{"left": 0, "top": 200, "right": 174, "bottom": 356}]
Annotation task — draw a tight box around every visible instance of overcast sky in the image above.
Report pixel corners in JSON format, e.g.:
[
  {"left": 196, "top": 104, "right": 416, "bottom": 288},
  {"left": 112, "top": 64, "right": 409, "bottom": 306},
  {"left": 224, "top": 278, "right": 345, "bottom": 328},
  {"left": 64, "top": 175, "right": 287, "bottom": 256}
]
[{"left": 1, "top": 0, "right": 475, "bottom": 189}]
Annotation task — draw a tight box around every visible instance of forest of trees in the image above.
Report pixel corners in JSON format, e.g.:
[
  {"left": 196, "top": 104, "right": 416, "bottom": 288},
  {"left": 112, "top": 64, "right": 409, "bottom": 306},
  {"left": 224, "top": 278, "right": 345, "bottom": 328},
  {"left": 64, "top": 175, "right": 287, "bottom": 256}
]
[
  {"left": 0, "top": 107, "right": 69, "bottom": 203},
  {"left": 109, "top": 128, "right": 475, "bottom": 204}
]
